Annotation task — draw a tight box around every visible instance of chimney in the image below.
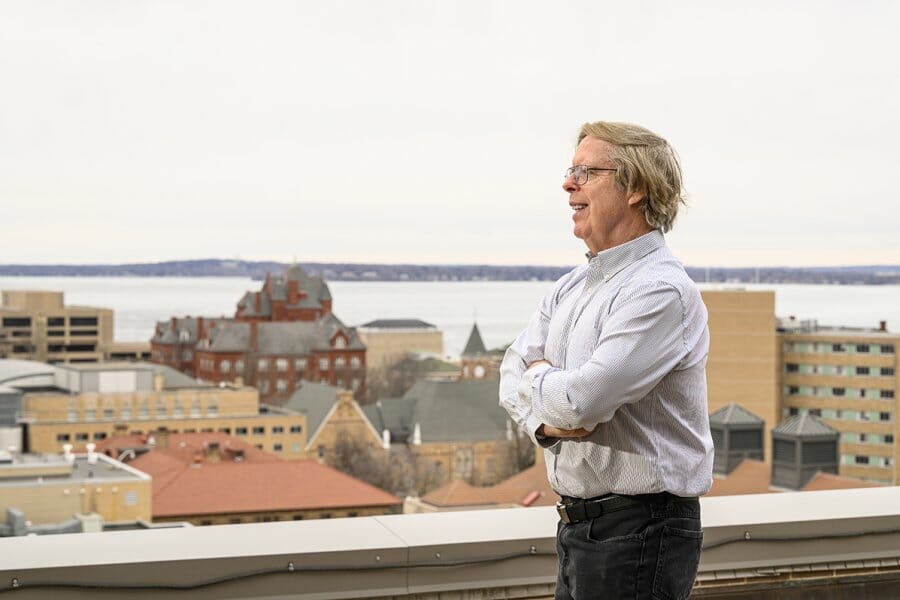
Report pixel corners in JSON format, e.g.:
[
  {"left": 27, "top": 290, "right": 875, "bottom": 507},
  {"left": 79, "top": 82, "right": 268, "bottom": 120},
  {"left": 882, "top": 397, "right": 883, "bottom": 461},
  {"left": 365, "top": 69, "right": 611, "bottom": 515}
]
[
  {"left": 197, "top": 316, "right": 205, "bottom": 339},
  {"left": 250, "top": 322, "right": 258, "bottom": 352},
  {"left": 86, "top": 443, "right": 98, "bottom": 465},
  {"left": 205, "top": 442, "right": 221, "bottom": 463},
  {"left": 382, "top": 429, "right": 391, "bottom": 450},
  {"left": 153, "top": 372, "right": 165, "bottom": 391},
  {"left": 63, "top": 443, "right": 75, "bottom": 464},
  {"left": 288, "top": 280, "right": 299, "bottom": 304},
  {"left": 254, "top": 292, "right": 261, "bottom": 313},
  {"left": 879, "top": 320, "right": 887, "bottom": 332},
  {"left": 170, "top": 316, "right": 177, "bottom": 330},
  {"left": 412, "top": 423, "right": 422, "bottom": 446},
  {"left": 155, "top": 427, "right": 170, "bottom": 449}
]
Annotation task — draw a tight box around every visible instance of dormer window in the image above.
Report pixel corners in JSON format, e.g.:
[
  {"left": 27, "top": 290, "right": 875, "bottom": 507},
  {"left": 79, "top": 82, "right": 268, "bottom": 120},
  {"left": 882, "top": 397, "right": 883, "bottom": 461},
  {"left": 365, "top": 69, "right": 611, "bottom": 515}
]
[{"left": 333, "top": 335, "right": 347, "bottom": 349}]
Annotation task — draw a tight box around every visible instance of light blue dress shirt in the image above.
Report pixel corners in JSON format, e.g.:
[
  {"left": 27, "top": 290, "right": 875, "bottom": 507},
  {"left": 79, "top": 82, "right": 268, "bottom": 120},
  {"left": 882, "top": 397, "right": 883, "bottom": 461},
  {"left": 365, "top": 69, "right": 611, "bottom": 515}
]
[{"left": 499, "top": 230, "right": 714, "bottom": 498}]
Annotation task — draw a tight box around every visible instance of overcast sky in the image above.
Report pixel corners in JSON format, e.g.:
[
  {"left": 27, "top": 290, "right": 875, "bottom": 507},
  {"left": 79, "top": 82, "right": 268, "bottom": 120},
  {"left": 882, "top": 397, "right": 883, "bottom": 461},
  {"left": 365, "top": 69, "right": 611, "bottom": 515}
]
[{"left": 1, "top": 1, "right": 898, "bottom": 267}]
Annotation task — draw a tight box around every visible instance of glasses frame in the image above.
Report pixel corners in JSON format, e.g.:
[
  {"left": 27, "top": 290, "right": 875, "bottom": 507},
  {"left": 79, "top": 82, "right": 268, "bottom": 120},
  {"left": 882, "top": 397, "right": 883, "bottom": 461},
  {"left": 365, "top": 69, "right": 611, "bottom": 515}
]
[{"left": 564, "top": 165, "right": 617, "bottom": 186}]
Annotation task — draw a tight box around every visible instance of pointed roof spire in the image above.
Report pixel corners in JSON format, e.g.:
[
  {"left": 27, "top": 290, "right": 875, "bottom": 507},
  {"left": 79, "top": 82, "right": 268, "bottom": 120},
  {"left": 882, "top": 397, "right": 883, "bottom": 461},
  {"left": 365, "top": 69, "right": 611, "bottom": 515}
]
[{"left": 462, "top": 323, "right": 487, "bottom": 357}]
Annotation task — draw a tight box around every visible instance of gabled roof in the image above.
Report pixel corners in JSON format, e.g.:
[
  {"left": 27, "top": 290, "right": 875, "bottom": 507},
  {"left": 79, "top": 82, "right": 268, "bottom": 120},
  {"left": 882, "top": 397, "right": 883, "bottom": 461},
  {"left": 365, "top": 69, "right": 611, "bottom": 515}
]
[
  {"left": 283, "top": 381, "right": 341, "bottom": 437},
  {"left": 709, "top": 403, "right": 765, "bottom": 426},
  {"left": 370, "top": 378, "right": 510, "bottom": 443},
  {"left": 462, "top": 323, "right": 487, "bottom": 356},
  {"left": 360, "top": 319, "right": 436, "bottom": 329},
  {"left": 420, "top": 461, "right": 559, "bottom": 509},
  {"left": 773, "top": 414, "right": 839, "bottom": 438}
]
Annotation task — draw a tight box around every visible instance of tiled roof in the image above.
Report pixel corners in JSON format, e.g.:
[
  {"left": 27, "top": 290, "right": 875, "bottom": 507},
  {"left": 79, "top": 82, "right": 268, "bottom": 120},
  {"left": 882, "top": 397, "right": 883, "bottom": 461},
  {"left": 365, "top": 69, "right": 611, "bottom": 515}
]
[
  {"left": 97, "top": 432, "right": 399, "bottom": 518},
  {"left": 360, "top": 319, "right": 436, "bottom": 329},
  {"left": 706, "top": 458, "right": 878, "bottom": 496},
  {"left": 773, "top": 414, "right": 839, "bottom": 438},
  {"left": 421, "top": 462, "right": 559, "bottom": 509},
  {"left": 204, "top": 315, "right": 365, "bottom": 356},
  {"left": 709, "top": 403, "right": 764, "bottom": 426},
  {"left": 283, "top": 381, "right": 341, "bottom": 436},
  {"left": 371, "top": 378, "right": 511, "bottom": 443}
]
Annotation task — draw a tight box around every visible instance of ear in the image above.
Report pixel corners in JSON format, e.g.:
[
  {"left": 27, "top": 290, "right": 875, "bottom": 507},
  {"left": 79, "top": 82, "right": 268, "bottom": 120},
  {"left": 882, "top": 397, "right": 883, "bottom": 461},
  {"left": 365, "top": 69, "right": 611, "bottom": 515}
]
[{"left": 626, "top": 190, "right": 646, "bottom": 207}]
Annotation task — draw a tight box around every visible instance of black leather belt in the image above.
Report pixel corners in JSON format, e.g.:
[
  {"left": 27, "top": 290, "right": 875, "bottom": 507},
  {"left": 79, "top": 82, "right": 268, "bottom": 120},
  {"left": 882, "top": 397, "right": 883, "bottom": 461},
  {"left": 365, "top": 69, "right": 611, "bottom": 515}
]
[{"left": 556, "top": 493, "right": 697, "bottom": 524}]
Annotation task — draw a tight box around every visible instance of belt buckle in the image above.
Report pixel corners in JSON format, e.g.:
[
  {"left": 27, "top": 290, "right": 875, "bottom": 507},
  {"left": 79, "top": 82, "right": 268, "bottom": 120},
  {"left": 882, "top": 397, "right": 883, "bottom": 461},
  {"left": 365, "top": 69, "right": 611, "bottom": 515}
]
[{"left": 556, "top": 501, "right": 572, "bottom": 524}]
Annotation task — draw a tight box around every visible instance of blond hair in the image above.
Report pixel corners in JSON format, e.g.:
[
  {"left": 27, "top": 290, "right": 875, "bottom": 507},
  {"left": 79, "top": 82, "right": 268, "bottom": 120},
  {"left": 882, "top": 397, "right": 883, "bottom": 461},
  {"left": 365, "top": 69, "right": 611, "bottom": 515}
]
[{"left": 578, "top": 121, "right": 685, "bottom": 233}]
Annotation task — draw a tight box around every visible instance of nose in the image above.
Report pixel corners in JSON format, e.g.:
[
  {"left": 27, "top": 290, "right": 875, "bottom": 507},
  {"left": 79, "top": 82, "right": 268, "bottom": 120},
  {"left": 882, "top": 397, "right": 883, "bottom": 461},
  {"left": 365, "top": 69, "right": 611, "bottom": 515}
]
[{"left": 562, "top": 175, "right": 578, "bottom": 193}]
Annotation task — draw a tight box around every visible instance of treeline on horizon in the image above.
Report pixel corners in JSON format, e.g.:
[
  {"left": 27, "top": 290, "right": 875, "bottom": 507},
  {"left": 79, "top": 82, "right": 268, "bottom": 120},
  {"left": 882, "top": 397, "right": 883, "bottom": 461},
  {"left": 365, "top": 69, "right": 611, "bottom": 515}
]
[{"left": 1, "top": 260, "right": 899, "bottom": 285}]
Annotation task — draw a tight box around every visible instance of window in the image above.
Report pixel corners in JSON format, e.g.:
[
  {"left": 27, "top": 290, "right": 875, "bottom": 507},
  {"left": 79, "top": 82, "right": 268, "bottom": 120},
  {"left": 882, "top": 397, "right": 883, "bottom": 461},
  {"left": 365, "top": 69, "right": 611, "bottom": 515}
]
[
  {"left": 886, "top": 434, "right": 894, "bottom": 444},
  {"left": 104, "top": 408, "right": 114, "bottom": 419},
  {"left": 289, "top": 425, "right": 303, "bottom": 433},
  {"left": 235, "top": 359, "right": 244, "bottom": 373},
  {"left": 832, "top": 387, "right": 845, "bottom": 396},
  {"left": 881, "top": 390, "right": 895, "bottom": 399},
  {"left": 272, "top": 426, "right": 284, "bottom": 434},
  {"left": 352, "top": 378, "right": 360, "bottom": 391},
  {"left": 139, "top": 406, "right": 149, "bottom": 418},
  {"left": 319, "top": 357, "right": 329, "bottom": 370},
  {"left": 294, "top": 358, "right": 307, "bottom": 370},
  {"left": 882, "top": 367, "right": 895, "bottom": 376},
  {"left": 182, "top": 350, "right": 192, "bottom": 361},
  {"left": 855, "top": 455, "right": 870, "bottom": 465},
  {"left": 832, "top": 343, "right": 845, "bottom": 352},
  {"left": 258, "top": 359, "right": 268, "bottom": 372},
  {"left": 218, "top": 427, "right": 232, "bottom": 434},
  {"left": 809, "top": 408, "right": 822, "bottom": 417},
  {"left": 56, "top": 433, "right": 70, "bottom": 442},
  {"left": 859, "top": 433, "right": 867, "bottom": 442},
  {"left": 857, "top": 344, "right": 870, "bottom": 353},
  {"left": 252, "top": 426, "right": 265, "bottom": 435},
  {"left": 93, "top": 432, "right": 107, "bottom": 440},
  {"left": 207, "top": 404, "right": 217, "bottom": 417},
  {"left": 75, "top": 432, "right": 89, "bottom": 441},
  {"left": 70, "top": 316, "right": 98, "bottom": 327},
  {"left": 47, "top": 317, "right": 64, "bottom": 326},
  {"left": 317, "top": 445, "right": 325, "bottom": 459},
  {"left": 856, "top": 366, "right": 870, "bottom": 376},
  {"left": 260, "top": 380, "right": 270, "bottom": 394},
  {"left": 235, "top": 427, "right": 248, "bottom": 435},
  {"left": 881, "top": 344, "right": 895, "bottom": 354},
  {"left": 788, "top": 407, "right": 799, "bottom": 416},
  {"left": 276, "top": 358, "right": 288, "bottom": 372},
  {"left": 221, "top": 360, "right": 231, "bottom": 373},
  {"left": 350, "top": 356, "right": 361, "bottom": 369},
  {"left": 155, "top": 403, "right": 166, "bottom": 417},
  {"left": 67, "top": 410, "right": 77, "bottom": 421},
  {"left": 121, "top": 407, "right": 131, "bottom": 419},
  {"left": 191, "top": 401, "right": 201, "bottom": 417},
  {"left": 173, "top": 405, "right": 183, "bottom": 418},
  {"left": 2, "top": 317, "right": 31, "bottom": 327},
  {"left": 880, "top": 412, "right": 892, "bottom": 422},
  {"left": 785, "top": 362, "right": 800, "bottom": 373},
  {"left": 276, "top": 379, "right": 287, "bottom": 393},
  {"left": 334, "top": 336, "right": 346, "bottom": 349},
  {"left": 335, "top": 356, "right": 345, "bottom": 369},
  {"left": 273, "top": 444, "right": 283, "bottom": 452}
]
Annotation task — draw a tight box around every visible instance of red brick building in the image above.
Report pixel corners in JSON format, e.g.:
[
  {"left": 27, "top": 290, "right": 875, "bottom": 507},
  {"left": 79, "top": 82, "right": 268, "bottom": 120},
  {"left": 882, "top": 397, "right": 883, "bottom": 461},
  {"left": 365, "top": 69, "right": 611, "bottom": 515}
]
[{"left": 150, "top": 266, "right": 366, "bottom": 403}]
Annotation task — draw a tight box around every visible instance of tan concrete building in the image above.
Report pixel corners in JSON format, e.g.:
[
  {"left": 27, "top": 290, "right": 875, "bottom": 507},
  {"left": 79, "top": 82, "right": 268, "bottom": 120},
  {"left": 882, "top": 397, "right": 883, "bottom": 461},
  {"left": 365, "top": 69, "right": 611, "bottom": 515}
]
[
  {"left": 1, "top": 290, "right": 114, "bottom": 364},
  {"left": 357, "top": 319, "right": 444, "bottom": 370},
  {"left": 0, "top": 450, "right": 152, "bottom": 531},
  {"left": 18, "top": 362, "right": 308, "bottom": 459},
  {"left": 702, "top": 289, "right": 780, "bottom": 462},
  {"left": 780, "top": 321, "right": 898, "bottom": 484}
]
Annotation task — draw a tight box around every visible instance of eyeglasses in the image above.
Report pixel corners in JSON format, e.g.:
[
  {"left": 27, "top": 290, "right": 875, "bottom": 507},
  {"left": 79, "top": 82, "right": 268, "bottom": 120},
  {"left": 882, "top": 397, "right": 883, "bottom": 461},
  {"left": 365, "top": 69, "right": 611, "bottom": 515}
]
[{"left": 564, "top": 165, "right": 617, "bottom": 185}]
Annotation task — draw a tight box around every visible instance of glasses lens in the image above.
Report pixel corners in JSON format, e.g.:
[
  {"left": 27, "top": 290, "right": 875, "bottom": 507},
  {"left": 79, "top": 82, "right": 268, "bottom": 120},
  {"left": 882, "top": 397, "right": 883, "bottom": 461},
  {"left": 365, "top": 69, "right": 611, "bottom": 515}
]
[{"left": 565, "top": 166, "right": 587, "bottom": 184}]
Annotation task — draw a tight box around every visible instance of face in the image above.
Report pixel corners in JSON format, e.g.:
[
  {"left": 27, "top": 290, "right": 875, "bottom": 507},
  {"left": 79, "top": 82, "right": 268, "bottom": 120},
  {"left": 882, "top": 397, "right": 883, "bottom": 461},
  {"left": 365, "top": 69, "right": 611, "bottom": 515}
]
[{"left": 564, "top": 136, "right": 648, "bottom": 254}]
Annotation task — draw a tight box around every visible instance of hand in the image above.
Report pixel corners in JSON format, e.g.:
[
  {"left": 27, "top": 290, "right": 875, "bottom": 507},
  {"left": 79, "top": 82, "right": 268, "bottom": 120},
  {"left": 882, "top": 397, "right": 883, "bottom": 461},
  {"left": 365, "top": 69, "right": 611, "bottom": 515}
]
[
  {"left": 538, "top": 424, "right": 592, "bottom": 438},
  {"left": 526, "top": 359, "right": 552, "bottom": 371}
]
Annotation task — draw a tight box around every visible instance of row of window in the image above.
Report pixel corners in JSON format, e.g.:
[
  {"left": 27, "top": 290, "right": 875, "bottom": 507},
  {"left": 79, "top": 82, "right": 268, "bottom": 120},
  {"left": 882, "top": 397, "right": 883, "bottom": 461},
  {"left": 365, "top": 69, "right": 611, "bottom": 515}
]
[
  {"left": 840, "top": 454, "right": 893, "bottom": 468},
  {"left": 784, "top": 342, "right": 896, "bottom": 355},
  {"left": 1, "top": 317, "right": 98, "bottom": 328},
  {"left": 56, "top": 426, "right": 303, "bottom": 446},
  {"left": 68, "top": 404, "right": 219, "bottom": 421},
  {"left": 785, "top": 364, "right": 895, "bottom": 377},
  {"left": 784, "top": 385, "right": 895, "bottom": 399},
  {"left": 841, "top": 432, "right": 894, "bottom": 445},
  {"left": 194, "top": 355, "right": 364, "bottom": 374},
  {"left": 784, "top": 406, "right": 892, "bottom": 423}
]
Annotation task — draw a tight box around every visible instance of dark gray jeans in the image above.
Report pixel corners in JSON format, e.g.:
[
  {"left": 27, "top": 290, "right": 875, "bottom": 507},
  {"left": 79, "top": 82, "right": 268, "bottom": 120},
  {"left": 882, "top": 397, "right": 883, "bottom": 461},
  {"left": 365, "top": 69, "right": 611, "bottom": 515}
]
[{"left": 555, "top": 493, "right": 703, "bottom": 600}]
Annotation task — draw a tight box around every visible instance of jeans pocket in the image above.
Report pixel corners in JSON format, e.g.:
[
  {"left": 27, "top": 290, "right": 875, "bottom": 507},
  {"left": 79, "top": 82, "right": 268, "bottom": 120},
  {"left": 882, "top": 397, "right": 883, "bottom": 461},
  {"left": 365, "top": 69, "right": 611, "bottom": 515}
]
[{"left": 652, "top": 525, "right": 703, "bottom": 600}]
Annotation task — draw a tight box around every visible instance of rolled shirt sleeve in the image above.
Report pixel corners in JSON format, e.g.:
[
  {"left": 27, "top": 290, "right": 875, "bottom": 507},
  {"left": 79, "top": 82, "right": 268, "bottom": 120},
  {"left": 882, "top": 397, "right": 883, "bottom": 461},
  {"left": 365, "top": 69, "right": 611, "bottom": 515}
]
[{"left": 531, "top": 282, "right": 689, "bottom": 431}]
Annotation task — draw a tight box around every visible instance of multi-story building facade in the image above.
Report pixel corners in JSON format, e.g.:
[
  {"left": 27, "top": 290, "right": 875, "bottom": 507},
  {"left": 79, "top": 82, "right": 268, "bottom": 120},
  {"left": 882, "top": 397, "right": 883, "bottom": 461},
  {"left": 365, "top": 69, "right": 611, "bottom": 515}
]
[
  {"left": 1, "top": 290, "right": 113, "bottom": 364},
  {"left": 356, "top": 319, "right": 444, "bottom": 370},
  {"left": 16, "top": 362, "right": 308, "bottom": 459},
  {"left": 150, "top": 265, "right": 366, "bottom": 403},
  {"left": 779, "top": 320, "right": 898, "bottom": 485}
]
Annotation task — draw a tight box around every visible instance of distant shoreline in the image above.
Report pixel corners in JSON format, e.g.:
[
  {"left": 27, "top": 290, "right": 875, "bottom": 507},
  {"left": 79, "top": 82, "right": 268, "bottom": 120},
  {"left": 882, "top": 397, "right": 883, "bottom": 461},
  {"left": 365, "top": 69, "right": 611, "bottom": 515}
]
[{"left": 2, "top": 260, "right": 900, "bottom": 285}]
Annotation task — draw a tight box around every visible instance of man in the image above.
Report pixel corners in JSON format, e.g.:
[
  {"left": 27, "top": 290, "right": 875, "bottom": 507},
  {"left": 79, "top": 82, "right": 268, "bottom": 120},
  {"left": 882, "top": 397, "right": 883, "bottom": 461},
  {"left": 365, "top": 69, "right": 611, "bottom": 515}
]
[{"left": 499, "top": 121, "right": 713, "bottom": 600}]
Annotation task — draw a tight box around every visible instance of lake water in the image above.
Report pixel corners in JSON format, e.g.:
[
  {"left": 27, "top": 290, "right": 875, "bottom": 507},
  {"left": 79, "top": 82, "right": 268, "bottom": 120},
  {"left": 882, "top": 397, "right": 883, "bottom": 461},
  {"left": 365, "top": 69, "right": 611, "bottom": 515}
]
[{"left": 1, "top": 277, "right": 898, "bottom": 358}]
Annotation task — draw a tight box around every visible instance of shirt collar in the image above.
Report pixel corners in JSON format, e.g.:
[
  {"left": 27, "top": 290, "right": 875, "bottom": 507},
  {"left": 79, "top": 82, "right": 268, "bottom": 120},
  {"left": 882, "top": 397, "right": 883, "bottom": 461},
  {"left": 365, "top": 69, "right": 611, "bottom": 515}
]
[{"left": 585, "top": 229, "right": 665, "bottom": 280}]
